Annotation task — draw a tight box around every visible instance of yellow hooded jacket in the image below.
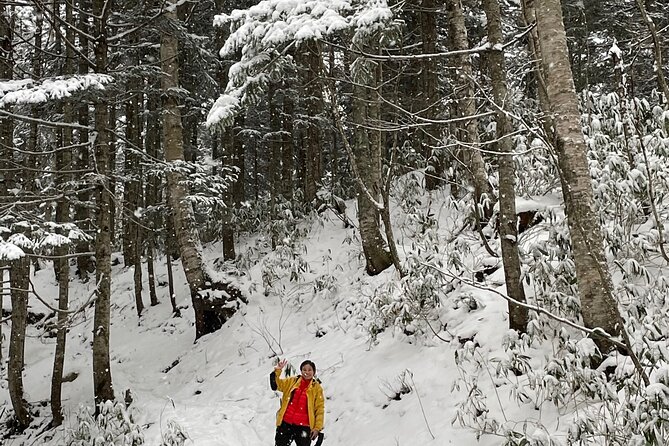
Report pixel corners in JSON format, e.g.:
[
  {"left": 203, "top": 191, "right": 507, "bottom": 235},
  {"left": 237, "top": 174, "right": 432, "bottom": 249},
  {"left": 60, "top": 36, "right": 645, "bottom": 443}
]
[{"left": 273, "top": 368, "right": 325, "bottom": 431}]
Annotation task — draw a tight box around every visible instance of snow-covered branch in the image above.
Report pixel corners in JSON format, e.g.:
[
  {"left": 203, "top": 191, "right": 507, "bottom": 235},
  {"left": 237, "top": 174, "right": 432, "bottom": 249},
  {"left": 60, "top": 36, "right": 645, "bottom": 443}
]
[
  {"left": 0, "top": 74, "right": 114, "bottom": 108},
  {"left": 207, "top": 0, "right": 394, "bottom": 128}
]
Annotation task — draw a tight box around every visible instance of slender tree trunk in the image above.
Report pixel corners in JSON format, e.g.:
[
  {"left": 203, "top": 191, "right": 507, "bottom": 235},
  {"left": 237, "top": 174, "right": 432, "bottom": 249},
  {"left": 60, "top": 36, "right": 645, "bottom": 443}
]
[
  {"left": 233, "top": 115, "right": 245, "bottom": 204},
  {"left": 213, "top": 10, "right": 237, "bottom": 260},
  {"left": 51, "top": 152, "right": 71, "bottom": 426},
  {"left": 298, "top": 40, "right": 323, "bottom": 203},
  {"left": 219, "top": 128, "right": 236, "bottom": 260},
  {"left": 8, "top": 256, "right": 31, "bottom": 429},
  {"left": 0, "top": 3, "right": 14, "bottom": 198},
  {"left": 145, "top": 87, "right": 160, "bottom": 307},
  {"left": 634, "top": 0, "right": 669, "bottom": 103},
  {"left": 92, "top": 0, "right": 114, "bottom": 406},
  {"left": 421, "top": 0, "right": 443, "bottom": 191},
  {"left": 0, "top": 4, "right": 13, "bottom": 375},
  {"left": 51, "top": 0, "right": 74, "bottom": 424},
  {"left": 268, "top": 85, "right": 280, "bottom": 248},
  {"left": 446, "top": 0, "right": 494, "bottom": 218},
  {"left": 27, "top": 12, "right": 42, "bottom": 200},
  {"left": 123, "top": 46, "right": 138, "bottom": 267},
  {"left": 484, "top": 0, "right": 528, "bottom": 333},
  {"left": 124, "top": 37, "right": 144, "bottom": 315},
  {"left": 76, "top": 0, "right": 93, "bottom": 280},
  {"left": 108, "top": 104, "right": 117, "bottom": 244},
  {"left": 532, "top": 0, "right": 624, "bottom": 353},
  {"left": 282, "top": 81, "right": 294, "bottom": 199},
  {"left": 328, "top": 48, "right": 338, "bottom": 193},
  {"left": 165, "top": 187, "right": 179, "bottom": 315}
]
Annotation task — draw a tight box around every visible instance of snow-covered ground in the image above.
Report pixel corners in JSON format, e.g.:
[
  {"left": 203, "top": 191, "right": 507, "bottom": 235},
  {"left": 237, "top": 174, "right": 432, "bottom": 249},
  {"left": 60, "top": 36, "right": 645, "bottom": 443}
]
[{"left": 1, "top": 193, "right": 566, "bottom": 446}]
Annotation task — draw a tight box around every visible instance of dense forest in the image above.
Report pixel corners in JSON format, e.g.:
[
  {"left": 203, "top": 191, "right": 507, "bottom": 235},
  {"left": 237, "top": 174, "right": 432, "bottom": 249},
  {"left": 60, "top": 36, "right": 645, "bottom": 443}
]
[{"left": 1, "top": 0, "right": 669, "bottom": 444}]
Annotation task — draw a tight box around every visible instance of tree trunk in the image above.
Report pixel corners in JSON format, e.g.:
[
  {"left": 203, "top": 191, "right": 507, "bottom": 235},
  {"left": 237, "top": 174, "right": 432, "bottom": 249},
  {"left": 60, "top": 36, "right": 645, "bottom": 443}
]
[
  {"left": 161, "top": 0, "right": 244, "bottom": 339},
  {"left": 0, "top": 3, "right": 14, "bottom": 198},
  {"left": 51, "top": 0, "right": 74, "bottom": 424},
  {"left": 446, "top": 0, "right": 494, "bottom": 219},
  {"left": 26, "top": 12, "right": 42, "bottom": 201},
  {"left": 51, "top": 154, "right": 71, "bottom": 427},
  {"left": 123, "top": 38, "right": 140, "bottom": 268},
  {"left": 420, "top": 0, "right": 443, "bottom": 191},
  {"left": 145, "top": 87, "right": 160, "bottom": 307},
  {"left": 634, "top": 0, "right": 669, "bottom": 103},
  {"left": 214, "top": 15, "right": 237, "bottom": 261},
  {"left": 282, "top": 81, "right": 294, "bottom": 199},
  {"left": 0, "top": 4, "right": 13, "bottom": 378},
  {"left": 162, "top": 0, "right": 206, "bottom": 304},
  {"left": 233, "top": 115, "right": 245, "bottom": 204},
  {"left": 532, "top": 0, "right": 624, "bottom": 353},
  {"left": 92, "top": 0, "right": 114, "bottom": 406},
  {"left": 352, "top": 42, "right": 392, "bottom": 275},
  {"left": 298, "top": 40, "right": 323, "bottom": 204},
  {"left": 75, "top": 0, "right": 93, "bottom": 280},
  {"left": 483, "top": 0, "right": 528, "bottom": 333},
  {"left": 220, "top": 128, "right": 236, "bottom": 261},
  {"left": 124, "top": 37, "right": 144, "bottom": 315},
  {"left": 8, "top": 256, "right": 31, "bottom": 430}
]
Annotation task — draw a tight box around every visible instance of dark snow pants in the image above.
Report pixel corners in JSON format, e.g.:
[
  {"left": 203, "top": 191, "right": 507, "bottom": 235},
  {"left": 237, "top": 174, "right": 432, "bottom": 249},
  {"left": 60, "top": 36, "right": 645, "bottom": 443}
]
[{"left": 275, "top": 422, "right": 311, "bottom": 446}]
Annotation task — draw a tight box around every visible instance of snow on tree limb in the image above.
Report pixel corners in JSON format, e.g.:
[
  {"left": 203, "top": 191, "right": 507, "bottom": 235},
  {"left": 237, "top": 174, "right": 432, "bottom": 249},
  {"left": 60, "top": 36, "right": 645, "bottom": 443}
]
[
  {"left": 0, "top": 74, "right": 114, "bottom": 108},
  {"left": 207, "top": 0, "right": 393, "bottom": 129},
  {"left": 0, "top": 241, "right": 25, "bottom": 260}
]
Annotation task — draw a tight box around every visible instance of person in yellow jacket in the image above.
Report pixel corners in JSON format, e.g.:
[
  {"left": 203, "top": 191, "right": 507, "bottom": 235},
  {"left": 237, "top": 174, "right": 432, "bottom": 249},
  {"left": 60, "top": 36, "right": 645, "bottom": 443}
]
[{"left": 272, "top": 359, "right": 325, "bottom": 446}]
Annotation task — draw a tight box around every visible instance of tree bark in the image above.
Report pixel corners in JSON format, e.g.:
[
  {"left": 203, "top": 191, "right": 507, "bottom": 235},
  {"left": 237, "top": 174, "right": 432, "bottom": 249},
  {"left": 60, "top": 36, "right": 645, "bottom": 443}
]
[
  {"left": 446, "top": 0, "right": 494, "bottom": 218},
  {"left": 0, "top": 4, "right": 13, "bottom": 378},
  {"left": 420, "top": 0, "right": 443, "bottom": 191},
  {"left": 92, "top": 0, "right": 114, "bottom": 406},
  {"left": 351, "top": 41, "right": 393, "bottom": 275},
  {"left": 219, "top": 127, "right": 236, "bottom": 261},
  {"left": 0, "top": 2, "right": 14, "bottom": 197},
  {"left": 75, "top": 0, "right": 93, "bottom": 280},
  {"left": 161, "top": 0, "right": 206, "bottom": 291},
  {"left": 282, "top": 81, "right": 294, "bottom": 199},
  {"left": 124, "top": 36, "right": 144, "bottom": 316},
  {"left": 51, "top": 0, "right": 74, "bottom": 424},
  {"left": 123, "top": 35, "right": 140, "bottom": 268},
  {"left": 634, "top": 0, "right": 669, "bottom": 103},
  {"left": 483, "top": 0, "right": 528, "bottom": 333},
  {"left": 145, "top": 87, "right": 160, "bottom": 307},
  {"left": 297, "top": 40, "right": 323, "bottom": 204},
  {"left": 161, "top": 0, "right": 244, "bottom": 339},
  {"left": 532, "top": 0, "right": 624, "bottom": 353},
  {"left": 8, "top": 256, "right": 31, "bottom": 430}
]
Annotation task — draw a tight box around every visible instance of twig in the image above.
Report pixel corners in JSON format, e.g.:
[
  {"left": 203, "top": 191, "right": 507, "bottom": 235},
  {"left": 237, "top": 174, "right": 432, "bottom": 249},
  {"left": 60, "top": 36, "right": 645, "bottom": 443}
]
[{"left": 407, "top": 370, "right": 435, "bottom": 440}]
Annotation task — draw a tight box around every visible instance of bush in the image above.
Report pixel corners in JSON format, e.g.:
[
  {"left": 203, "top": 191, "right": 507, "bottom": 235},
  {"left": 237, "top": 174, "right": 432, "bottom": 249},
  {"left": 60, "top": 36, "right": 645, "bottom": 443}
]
[{"left": 66, "top": 401, "right": 144, "bottom": 446}]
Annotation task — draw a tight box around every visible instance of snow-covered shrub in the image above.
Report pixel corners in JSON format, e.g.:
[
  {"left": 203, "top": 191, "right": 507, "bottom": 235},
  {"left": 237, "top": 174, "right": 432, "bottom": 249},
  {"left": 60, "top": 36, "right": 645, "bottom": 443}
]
[
  {"left": 513, "top": 134, "right": 559, "bottom": 197},
  {"left": 453, "top": 330, "right": 561, "bottom": 445},
  {"left": 66, "top": 401, "right": 144, "bottom": 446},
  {"left": 584, "top": 92, "right": 669, "bottom": 262},
  {"left": 313, "top": 273, "right": 338, "bottom": 298},
  {"left": 247, "top": 195, "right": 314, "bottom": 297},
  {"left": 161, "top": 419, "right": 189, "bottom": 446},
  {"left": 380, "top": 369, "right": 414, "bottom": 407}
]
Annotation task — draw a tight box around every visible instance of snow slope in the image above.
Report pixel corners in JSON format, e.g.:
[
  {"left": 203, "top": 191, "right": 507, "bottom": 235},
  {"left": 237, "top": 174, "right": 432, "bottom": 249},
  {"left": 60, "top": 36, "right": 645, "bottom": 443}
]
[{"left": 1, "top": 192, "right": 566, "bottom": 446}]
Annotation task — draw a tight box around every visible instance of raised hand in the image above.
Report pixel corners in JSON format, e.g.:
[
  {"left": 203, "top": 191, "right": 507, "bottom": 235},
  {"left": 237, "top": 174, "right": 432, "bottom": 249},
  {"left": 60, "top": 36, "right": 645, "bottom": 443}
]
[{"left": 277, "top": 359, "right": 287, "bottom": 369}]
